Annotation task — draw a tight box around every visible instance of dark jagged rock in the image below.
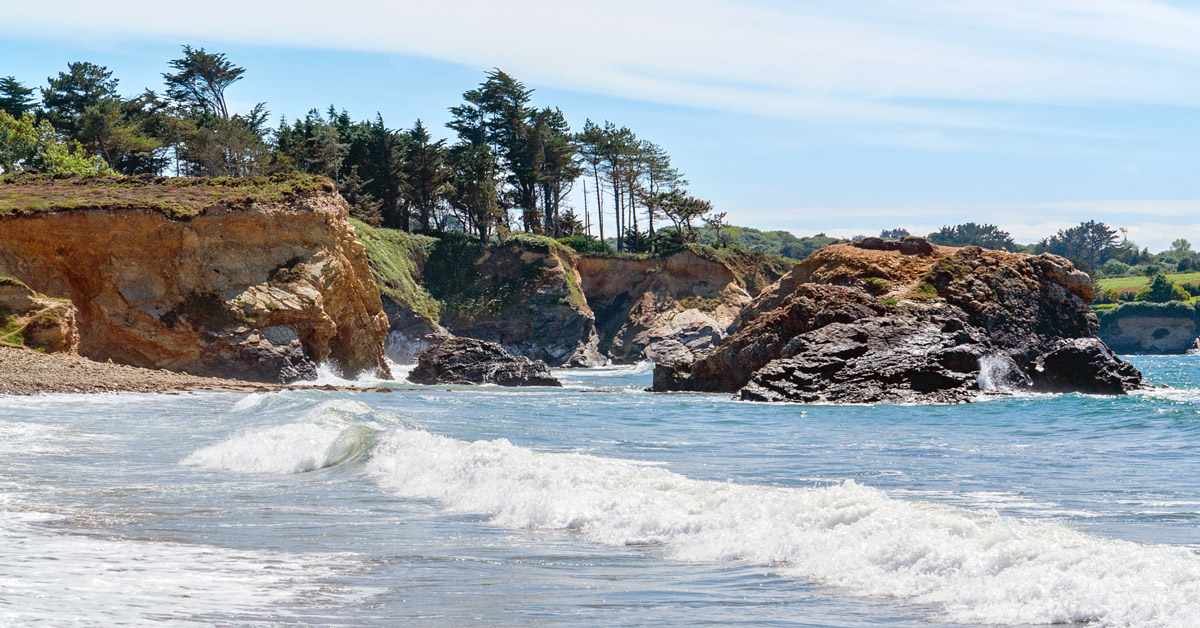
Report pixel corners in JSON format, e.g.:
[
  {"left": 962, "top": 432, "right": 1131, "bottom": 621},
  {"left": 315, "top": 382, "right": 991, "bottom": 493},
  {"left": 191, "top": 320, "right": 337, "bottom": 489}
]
[
  {"left": 1031, "top": 338, "right": 1143, "bottom": 394},
  {"left": 408, "top": 337, "right": 562, "bottom": 387},
  {"left": 656, "top": 242, "right": 1143, "bottom": 403},
  {"left": 739, "top": 313, "right": 988, "bottom": 404}
]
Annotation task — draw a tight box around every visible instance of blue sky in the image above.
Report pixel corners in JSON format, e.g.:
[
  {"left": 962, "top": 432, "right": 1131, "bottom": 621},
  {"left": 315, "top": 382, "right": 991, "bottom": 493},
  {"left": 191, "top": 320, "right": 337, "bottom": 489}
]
[{"left": 4, "top": 0, "right": 1200, "bottom": 250}]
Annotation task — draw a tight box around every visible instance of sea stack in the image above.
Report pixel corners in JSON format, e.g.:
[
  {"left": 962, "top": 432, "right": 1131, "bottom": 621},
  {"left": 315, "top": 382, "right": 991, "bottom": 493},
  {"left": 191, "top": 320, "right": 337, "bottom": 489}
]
[{"left": 654, "top": 237, "right": 1142, "bottom": 403}]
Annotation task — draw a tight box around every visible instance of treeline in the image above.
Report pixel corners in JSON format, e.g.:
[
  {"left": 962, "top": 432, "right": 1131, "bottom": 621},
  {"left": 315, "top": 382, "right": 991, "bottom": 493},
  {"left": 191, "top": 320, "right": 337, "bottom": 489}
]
[
  {"left": 0, "top": 47, "right": 721, "bottom": 251},
  {"left": 872, "top": 220, "right": 1188, "bottom": 278}
]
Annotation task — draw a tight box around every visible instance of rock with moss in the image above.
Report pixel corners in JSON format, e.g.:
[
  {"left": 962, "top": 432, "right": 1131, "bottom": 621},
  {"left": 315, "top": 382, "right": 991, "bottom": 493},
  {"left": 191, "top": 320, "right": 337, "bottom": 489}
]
[
  {"left": 408, "top": 337, "right": 561, "bottom": 387},
  {"left": 0, "top": 277, "right": 79, "bottom": 353},
  {"left": 423, "top": 233, "right": 605, "bottom": 367}
]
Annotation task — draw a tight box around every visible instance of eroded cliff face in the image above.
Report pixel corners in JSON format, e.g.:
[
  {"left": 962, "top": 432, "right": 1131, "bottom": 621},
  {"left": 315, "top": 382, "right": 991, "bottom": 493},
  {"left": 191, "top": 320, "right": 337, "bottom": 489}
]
[
  {"left": 431, "top": 238, "right": 604, "bottom": 367},
  {"left": 656, "top": 239, "right": 1142, "bottom": 403},
  {"left": 576, "top": 248, "right": 791, "bottom": 364},
  {"left": 0, "top": 182, "right": 390, "bottom": 382}
]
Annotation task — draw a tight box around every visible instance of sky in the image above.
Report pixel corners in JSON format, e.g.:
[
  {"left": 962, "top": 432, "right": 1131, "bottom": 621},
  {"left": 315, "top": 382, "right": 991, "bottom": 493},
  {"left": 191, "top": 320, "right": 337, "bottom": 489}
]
[{"left": 4, "top": 0, "right": 1200, "bottom": 250}]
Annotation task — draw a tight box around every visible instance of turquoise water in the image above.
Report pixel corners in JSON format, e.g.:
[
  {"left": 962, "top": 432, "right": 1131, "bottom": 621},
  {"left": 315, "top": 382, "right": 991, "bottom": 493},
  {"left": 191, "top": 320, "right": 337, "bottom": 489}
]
[{"left": 2, "top": 356, "right": 1198, "bottom": 627}]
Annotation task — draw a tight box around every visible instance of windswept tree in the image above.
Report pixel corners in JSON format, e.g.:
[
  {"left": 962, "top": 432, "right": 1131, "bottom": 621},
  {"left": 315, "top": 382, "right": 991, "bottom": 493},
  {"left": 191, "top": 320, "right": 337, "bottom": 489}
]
[
  {"left": 163, "top": 46, "right": 271, "bottom": 176},
  {"left": 163, "top": 46, "right": 243, "bottom": 120},
  {"left": 659, "top": 190, "right": 713, "bottom": 243}
]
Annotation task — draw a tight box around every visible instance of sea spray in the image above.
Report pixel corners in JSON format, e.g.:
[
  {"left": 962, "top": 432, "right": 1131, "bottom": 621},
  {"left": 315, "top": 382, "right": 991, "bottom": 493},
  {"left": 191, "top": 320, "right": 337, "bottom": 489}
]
[
  {"left": 977, "top": 354, "right": 1030, "bottom": 392},
  {"left": 367, "top": 426, "right": 1200, "bottom": 627}
]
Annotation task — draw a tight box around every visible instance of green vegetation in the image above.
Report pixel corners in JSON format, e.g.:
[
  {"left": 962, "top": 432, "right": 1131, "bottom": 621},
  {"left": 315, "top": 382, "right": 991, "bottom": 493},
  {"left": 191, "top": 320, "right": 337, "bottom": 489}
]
[
  {"left": 350, "top": 218, "right": 440, "bottom": 324},
  {"left": 908, "top": 281, "right": 939, "bottom": 301},
  {"left": 1095, "top": 301, "right": 1200, "bottom": 335},
  {"left": 0, "top": 172, "right": 332, "bottom": 218},
  {"left": 0, "top": 313, "right": 25, "bottom": 347},
  {"left": 1096, "top": 272, "right": 1200, "bottom": 295}
]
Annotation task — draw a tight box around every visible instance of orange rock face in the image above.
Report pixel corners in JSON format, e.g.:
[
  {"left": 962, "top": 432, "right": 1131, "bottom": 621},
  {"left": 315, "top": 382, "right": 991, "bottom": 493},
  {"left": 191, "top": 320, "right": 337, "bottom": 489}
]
[{"left": 0, "top": 189, "right": 390, "bottom": 382}]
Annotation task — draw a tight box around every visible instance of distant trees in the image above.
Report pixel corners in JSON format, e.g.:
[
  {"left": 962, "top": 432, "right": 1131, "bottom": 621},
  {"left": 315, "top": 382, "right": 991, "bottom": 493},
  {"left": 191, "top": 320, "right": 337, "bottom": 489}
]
[
  {"left": 879, "top": 228, "right": 910, "bottom": 239},
  {"left": 927, "top": 223, "right": 1016, "bottom": 250},
  {"left": 1038, "top": 220, "right": 1120, "bottom": 271}
]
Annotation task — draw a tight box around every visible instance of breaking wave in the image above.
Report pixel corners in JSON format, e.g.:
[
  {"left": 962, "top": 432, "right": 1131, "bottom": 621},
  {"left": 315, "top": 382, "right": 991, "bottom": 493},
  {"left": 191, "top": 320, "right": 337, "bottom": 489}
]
[{"left": 366, "top": 426, "right": 1200, "bottom": 627}]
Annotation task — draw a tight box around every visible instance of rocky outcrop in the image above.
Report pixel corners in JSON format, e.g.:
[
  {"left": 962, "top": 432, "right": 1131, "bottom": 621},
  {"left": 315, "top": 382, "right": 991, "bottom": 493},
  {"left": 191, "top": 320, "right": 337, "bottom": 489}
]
[
  {"left": 1096, "top": 303, "right": 1199, "bottom": 354},
  {"left": 0, "top": 175, "right": 390, "bottom": 382},
  {"left": 425, "top": 235, "right": 604, "bottom": 367},
  {"left": 577, "top": 247, "right": 792, "bottom": 364},
  {"left": 656, "top": 238, "right": 1142, "bottom": 403},
  {"left": 0, "top": 277, "right": 79, "bottom": 353},
  {"left": 407, "top": 336, "right": 561, "bottom": 387}
]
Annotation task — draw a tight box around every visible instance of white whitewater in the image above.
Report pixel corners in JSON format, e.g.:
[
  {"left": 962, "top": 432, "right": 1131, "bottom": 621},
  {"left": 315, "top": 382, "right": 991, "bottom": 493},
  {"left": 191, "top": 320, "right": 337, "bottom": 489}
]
[{"left": 366, "top": 420, "right": 1200, "bottom": 628}]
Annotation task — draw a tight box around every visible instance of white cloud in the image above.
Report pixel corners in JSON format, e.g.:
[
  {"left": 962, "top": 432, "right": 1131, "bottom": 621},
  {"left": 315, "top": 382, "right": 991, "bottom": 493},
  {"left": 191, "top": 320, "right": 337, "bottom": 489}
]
[{"left": 10, "top": 0, "right": 1200, "bottom": 131}]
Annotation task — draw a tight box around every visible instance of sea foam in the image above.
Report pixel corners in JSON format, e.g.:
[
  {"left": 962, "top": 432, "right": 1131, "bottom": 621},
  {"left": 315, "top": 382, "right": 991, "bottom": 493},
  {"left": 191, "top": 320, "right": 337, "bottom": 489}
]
[{"left": 367, "top": 426, "right": 1200, "bottom": 627}]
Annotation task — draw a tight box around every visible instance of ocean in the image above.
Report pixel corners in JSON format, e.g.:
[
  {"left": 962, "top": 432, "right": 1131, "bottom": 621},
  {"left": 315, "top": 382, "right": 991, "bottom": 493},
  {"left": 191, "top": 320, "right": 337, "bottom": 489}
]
[{"left": 2, "top": 356, "right": 1198, "bottom": 627}]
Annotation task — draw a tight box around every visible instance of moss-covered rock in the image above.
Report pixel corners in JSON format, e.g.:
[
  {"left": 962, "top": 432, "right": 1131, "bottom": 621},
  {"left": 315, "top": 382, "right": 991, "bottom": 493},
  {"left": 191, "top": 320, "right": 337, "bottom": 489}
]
[{"left": 0, "top": 277, "right": 79, "bottom": 353}]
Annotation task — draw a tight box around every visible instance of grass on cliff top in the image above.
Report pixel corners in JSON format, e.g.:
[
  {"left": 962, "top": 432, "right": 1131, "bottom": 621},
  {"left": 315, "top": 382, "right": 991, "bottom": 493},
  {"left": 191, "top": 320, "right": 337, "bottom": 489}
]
[
  {"left": 1095, "top": 272, "right": 1200, "bottom": 294},
  {"left": 350, "top": 219, "right": 442, "bottom": 324},
  {"left": 0, "top": 172, "right": 335, "bottom": 219}
]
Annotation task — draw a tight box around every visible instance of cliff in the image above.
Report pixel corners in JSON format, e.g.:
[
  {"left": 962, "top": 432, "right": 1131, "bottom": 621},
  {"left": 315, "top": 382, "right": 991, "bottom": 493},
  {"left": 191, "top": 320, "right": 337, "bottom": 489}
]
[
  {"left": 424, "top": 234, "right": 604, "bottom": 366},
  {"left": 0, "top": 174, "right": 391, "bottom": 382},
  {"left": 1096, "top": 302, "right": 1200, "bottom": 354},
  {"left": 576, "top": 246, "right": 792, "bottom": 364},
  {"left": 656, "top": 237, "right": 1142, "bottom": 403}
]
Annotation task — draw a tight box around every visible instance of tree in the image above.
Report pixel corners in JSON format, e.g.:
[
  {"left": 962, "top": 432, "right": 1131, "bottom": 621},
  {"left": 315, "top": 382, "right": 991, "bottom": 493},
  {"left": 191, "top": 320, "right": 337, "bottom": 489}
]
[
  {"left": 400, "top": 119, "right": 449, "bottom": 233},
  {"left": 0, "top": 77, "right": 36, "bottom": 117},
  {"left": 576, "top": 119, "right": 607, "bottom": 243},
  {"left": 41, "top": 61, "right": 119, "bottom": 137},
  {"left": 275, "top": 108, "right": 345, "bottom": 179},
  {"left": 533, "top": 107, "right": 582, "bottom": 236},
  {"left": 880, "top": 228, "right": 910, "bottom": 239},
  {"left": 1136, "top": 273, "right": 1188, "bottom": 303},
  {"left": 447, "top": 87, "right": 502, "bottom": 240},
  {"left": 163, "top": 46, "right": 244, "bottom": 119},
  {"left": 1039, "top": 220, "right": 1120, "bottom": 271},
  {"left": 927, "top": 223, "right": 1015, "bottom": 249},
  {"left": 163, "top": 48, "right": 272, "bottom": 177},
  {"left": 705, "top": 210, "right": 730, "bottom": 248},
  {"left": 658, "top": 190, "right": 712, "bottom": 242},
  {"left": 0, "top": 111, "right": 115, "bottom": 175}
]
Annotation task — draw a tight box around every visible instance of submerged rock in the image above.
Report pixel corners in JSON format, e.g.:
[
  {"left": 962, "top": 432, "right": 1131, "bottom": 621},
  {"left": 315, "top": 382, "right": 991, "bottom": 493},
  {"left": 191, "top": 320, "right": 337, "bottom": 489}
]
[
  {"left": 408, "top": 337, "right": 562, "bottom": 387},
  {"left": 655, "top": 240, "right": 1143, "bottom": 403}
]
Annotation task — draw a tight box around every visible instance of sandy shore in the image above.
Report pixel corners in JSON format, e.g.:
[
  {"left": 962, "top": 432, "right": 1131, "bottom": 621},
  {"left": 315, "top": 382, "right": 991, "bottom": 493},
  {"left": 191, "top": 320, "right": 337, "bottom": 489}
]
[{"left": 0, "top": 346, "right": 393, "bottom": 395}]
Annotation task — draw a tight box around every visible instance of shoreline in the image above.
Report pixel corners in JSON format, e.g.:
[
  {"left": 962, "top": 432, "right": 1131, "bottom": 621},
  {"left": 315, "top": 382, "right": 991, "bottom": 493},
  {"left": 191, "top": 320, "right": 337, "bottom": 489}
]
[{"left": 0, "top": 346, "right": 394, "bottom": 396}]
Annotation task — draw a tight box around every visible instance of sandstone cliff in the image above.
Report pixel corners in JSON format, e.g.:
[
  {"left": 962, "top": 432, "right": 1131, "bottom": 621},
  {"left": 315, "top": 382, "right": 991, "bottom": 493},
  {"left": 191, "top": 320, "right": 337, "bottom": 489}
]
[
  {"left": 576, "top": 246, "right": 792, "bottom": 364},
  {"left": 656, "top": 237, "right": 1142, "bottom": 403},
  {"left": 0, "top": 174, "right": 391, "bottom": 382}
]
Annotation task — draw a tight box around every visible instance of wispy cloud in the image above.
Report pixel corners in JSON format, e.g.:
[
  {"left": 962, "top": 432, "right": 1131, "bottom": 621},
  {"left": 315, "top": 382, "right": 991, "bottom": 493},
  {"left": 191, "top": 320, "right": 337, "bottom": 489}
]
[{"left": 10, "top": 0, "right": 1200, "bottom": 132}]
